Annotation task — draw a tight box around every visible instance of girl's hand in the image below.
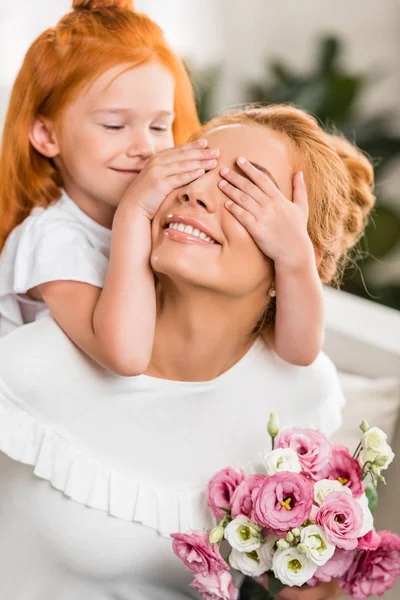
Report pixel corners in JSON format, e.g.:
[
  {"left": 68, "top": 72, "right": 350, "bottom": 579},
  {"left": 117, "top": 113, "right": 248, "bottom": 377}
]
[
  {"left": 255, "top": 574, "right": 342, "bottom": 600},
  {"left": 120, "top": 139, "right": 219, "bottom": 220},
  {"left": 219, "top": 158, "right": 313, "bottom": 269}
]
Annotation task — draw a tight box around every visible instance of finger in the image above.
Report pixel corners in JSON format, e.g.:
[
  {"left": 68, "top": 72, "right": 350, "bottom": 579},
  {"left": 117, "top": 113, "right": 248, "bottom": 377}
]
[
  {"left": 219, "top": 166, "right": 265, "bottom": 206},
  {"left": 167, "top": 158, "right": 218, "bottom": 173},
  {"left": 219, "top": 180, "right": 260, "bottom": 217},
  {"left": 167, "top": 168, "right": 205, "bottom": 188},
  {"left": 224, "top": 199, "right": 257, "bottom": 231},
  {"left": 236, "top": 156, "right": 280, "bottom": 198},
  {"left": 293, "top": 171, "right": 309, "bottom": 218},
  {"left": 161, "top": 146, "right": 220, "bottom": 164}
]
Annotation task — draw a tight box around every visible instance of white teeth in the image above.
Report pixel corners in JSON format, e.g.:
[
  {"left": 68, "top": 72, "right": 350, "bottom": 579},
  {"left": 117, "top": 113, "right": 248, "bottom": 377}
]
[{"left": 167, "top": 222, "right": 216, "bottom": 244}]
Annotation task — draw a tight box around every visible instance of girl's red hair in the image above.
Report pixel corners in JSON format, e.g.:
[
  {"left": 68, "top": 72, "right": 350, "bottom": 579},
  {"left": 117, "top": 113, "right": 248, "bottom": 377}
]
[{"left": 0, "top": 0, "right": 199, "bottom": 249}]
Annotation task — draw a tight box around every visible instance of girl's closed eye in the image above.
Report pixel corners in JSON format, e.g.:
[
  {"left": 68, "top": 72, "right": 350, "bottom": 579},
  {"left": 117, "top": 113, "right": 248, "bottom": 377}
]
[{"left": 103, "top": 123, "right": 125, "bottom": 131}]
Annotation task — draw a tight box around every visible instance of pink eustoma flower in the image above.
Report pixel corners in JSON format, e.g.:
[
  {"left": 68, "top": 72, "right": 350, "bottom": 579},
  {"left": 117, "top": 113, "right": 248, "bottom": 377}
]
[
  {"left": 231, "top": 474, "right": 265, "bottom": 519},
  {"left": 308, "top": 548, "right": 356, "bottom": 586},
  {"left": 357, "top": 528, "right": 382, "bottom": 551},
  {"left": 275, "top": 428, "right": 332, "bottom": 479},
  {"left": 251, "top": 471, "right": 313, "bottom": 533},
  {"left": 171, "top": 530, "right": 228, "bottom": 576},
  {"left": 190, "top": 571, "right": 239, "bottom": 600},
  {"left": 207, "top": 467, "right": 245, "bottom": 520},
  {"left": 320, "top": 445, "right": 363, "bottom": 498},
  {"left": 315, "top": 492, "right": 363, "bottom": 550},
  {"left": 341, "top": 530, "right": 400, "bottom": 599}
]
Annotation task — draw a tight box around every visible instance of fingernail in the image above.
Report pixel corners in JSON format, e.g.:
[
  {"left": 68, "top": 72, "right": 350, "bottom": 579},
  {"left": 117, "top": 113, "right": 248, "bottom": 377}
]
[
  {"left": 207, "top": 159, "right": 217, "bottom": 167},
  {"left": 210, "top": 149, "right": 220, "bottom": 157},
  {"left": 198, "top": 139, "right": 208, "bottom": 146},
  {"left": 220, "top": 167, "right": 229, "bottom": 176},
  {"left": 299, "top": 170, "right": 304, "bottom": 181},
  {"left": 225, "top": 200, "right": 233, "bottom": 207},
  {"left": 219, "top": 180, "right": 228, "bottom": 188},
  {"left": 237, "top": 157, "right": 246, "bottom": 165}
]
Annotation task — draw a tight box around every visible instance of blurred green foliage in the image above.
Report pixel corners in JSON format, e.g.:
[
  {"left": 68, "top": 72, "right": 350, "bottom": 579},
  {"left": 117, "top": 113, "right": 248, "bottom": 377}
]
[{"left": 192, "top": 37, "right": 400, "bottom": 310}]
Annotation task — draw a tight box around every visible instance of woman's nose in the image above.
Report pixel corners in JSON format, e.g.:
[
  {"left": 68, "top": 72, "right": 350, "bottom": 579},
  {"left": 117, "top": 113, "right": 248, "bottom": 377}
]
[{"left": 177, "top": 171, "right": 219, "bottom": 212}]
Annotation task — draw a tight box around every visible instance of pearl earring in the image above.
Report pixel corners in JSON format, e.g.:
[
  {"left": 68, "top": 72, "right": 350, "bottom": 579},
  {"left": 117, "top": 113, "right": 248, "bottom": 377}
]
[{"left": 270, "top": 287, "right": 276, "bottom": 297}]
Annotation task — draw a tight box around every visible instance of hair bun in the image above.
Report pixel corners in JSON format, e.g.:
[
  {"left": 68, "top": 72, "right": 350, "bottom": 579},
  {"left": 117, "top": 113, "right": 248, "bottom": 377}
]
[{"left": 72, "top": 0, "right": 134, "bottom": 10}]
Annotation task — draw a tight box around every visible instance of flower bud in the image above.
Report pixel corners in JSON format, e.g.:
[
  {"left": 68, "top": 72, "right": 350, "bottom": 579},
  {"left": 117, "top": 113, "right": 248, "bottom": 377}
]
[
  {"left": 360, "top": 420, "right": 370, "bottom": 433},
  {"left": 267, "top": 412, "right": 280, "bottom": 439},
  {"left": 375, "top": 455, "right": 390, "bottom": 467},
  {"left": 291, "top": 528, "right": 301, "bottom": 538},
  {"left": 209, "top": 525, "right": 224, "bottom": 544},
  {"left": 371, "top": 464, "right": 381, "bottom": 476},
  {"left": 297, "top": 543, "right": 308, "bottom": 554},
  {"left": 277, "top": 539, "right": 290, "bottom": 550},
  {"left": 285, "top": 532, "right": 294, "bottom": 543}
]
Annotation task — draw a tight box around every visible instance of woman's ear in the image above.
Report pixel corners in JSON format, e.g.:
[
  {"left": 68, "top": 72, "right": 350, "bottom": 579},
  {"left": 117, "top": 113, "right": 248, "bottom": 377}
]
[{"left": 29, "top": 117, "right": 60, "bottom": 158}]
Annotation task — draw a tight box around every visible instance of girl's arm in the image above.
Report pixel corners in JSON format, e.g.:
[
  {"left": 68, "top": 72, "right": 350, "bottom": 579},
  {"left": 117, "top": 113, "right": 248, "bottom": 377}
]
[
  {"left": 218, "top": 161, "right": 324, "bottom": 366},
  {"left": 35, "top": 206, "right": 154, "bottom": 376},
  {"left": 31, "top": 140, "right": 217, "bottom": 376},
  {"left": 272, "top": 246, "right": 325, "bottom": 366}
]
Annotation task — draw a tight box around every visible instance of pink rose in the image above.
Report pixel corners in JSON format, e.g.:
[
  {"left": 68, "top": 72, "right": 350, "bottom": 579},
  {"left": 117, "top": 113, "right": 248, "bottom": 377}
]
[
  {"left": 275, "top": 428, "right": 332, "bottom": 479},
  {"left": 231, "top": 474, "right": 265, "bottom": 518},
  {"left": 320, "top": 446, "right": 363, "bottom": 498},
  {"left": 171, "top": 530, "right": 228, "bottom": 576},
  {"left": 357, "top": 528, "right": 382, "bottom": 551},
  {"left": 341, "top": 530, "right": 400, "bottom": 599},
  {"left": 190, "top": 571, "right": 239, "bottom": 600},
  {"left": 207, "top": 467, "right": 245, "bottom": 520},
  {"left": 251, "top": 472, "right": 313, "bottom": 533},
  {"left": 315, "top": 492, "right": 363, "bottom": 550},
  {"left": 307, "top": 548, "right": 356, "bottom": 586}
]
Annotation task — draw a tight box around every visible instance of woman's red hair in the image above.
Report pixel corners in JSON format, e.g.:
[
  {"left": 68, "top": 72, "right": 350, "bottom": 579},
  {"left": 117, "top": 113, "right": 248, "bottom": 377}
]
[{"left": 0, "top": 0, "right": 200, "bottom": 249}]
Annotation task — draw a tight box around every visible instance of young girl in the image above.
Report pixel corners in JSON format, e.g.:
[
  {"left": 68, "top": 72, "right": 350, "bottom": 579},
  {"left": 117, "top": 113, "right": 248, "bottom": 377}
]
[
  {"left": 0, "top": 0, "right": 220, "bottom": 375},
  {"left": 0, "top": 0, "right": 332, "bottom": 375}
]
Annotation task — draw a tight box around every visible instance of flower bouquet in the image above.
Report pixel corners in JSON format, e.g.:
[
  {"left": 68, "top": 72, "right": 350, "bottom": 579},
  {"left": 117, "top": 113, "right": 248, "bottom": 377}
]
[{"left": 171, "top": 414, "right": 400, "bottom": 599}]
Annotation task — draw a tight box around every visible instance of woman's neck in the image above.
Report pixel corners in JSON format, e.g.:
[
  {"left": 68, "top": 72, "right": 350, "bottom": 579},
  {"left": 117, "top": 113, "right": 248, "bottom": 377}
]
[{"left": 145, "top": 280, "right": 264, "bottom": 382}]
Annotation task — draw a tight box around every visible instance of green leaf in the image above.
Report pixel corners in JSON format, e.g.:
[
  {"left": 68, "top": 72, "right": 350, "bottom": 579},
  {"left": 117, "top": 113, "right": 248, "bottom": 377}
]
[{"left": 365, "top": 483, "right": 379, "bottom": 514}]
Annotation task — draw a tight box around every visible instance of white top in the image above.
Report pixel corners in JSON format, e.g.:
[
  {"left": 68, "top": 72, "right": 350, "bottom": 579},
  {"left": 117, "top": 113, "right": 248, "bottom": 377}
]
[
  {"left": 0, "top": 317, "right": 345, "bottom": 599},
  {"left": 0, "top": 191, "right": 111, "bottom": 337}
]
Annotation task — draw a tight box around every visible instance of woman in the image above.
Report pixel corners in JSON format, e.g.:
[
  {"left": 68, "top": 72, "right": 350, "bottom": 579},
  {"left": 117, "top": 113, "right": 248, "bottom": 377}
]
[{"left": 0, "top": 105, "right": 374, "bottom": 599}]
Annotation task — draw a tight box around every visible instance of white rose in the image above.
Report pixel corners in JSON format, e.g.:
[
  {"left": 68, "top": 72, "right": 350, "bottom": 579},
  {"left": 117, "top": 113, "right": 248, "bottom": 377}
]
[
  {"left": 357, "top": 493, "right": 374, "bottom": 538},
  {"left": 300, "top": 524, "right": 335, "bottom": 566},
  {"left": 224, "top": 515, "right": 261, "bottom": 553},
  {"left": 263, "top": 448, "right": 302, "bottom": 476},
  {"left": 229, "top": 535, "right": 278, "bottom": 576},
  {"left": 359, "top": 448, "right": 378, "bottom": 467},
  {"left": 313, "top": 479, "right": 352, "bottom": 506},
  {"left": 359, "top": 443, "right": 394, "bottom": 471},
  {"left": 361, "top": 427, "right": 388, "bottom": 454},
  {"left": 376, "top": 443, "right": 395, "bottom": 471},
  {"left": 272, "top": 547, "right": 318, "bottom": 586}
]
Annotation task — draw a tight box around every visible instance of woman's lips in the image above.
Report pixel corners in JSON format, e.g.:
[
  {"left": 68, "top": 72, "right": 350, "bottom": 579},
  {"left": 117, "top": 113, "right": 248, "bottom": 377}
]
[{"left": 164, "top": 228, "right": 220, "bottom": 246}]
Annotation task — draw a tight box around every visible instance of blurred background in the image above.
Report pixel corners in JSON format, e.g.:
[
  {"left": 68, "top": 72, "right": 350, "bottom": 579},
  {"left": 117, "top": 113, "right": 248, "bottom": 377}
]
[{"left": 0, "top": 0, "right": 399, "bottom": 311}]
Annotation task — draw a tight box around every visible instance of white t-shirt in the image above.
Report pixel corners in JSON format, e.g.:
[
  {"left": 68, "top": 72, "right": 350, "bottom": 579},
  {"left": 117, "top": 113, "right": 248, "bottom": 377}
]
[
  {"left": 0, "top": 191, "right": 111, "bottom": 337},
  {"left": 0, "top": 317, "right": 345, "bottom": 600}
]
